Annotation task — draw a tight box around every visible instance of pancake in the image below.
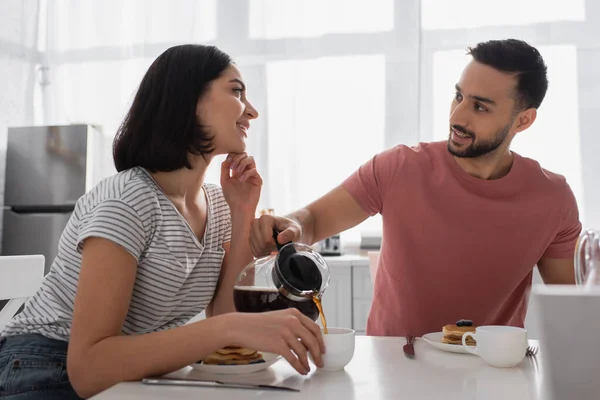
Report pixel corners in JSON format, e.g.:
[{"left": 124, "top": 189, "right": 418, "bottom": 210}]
[
  {"left": 203, "top": 357, "right": 265, "bottom": 366},
  {"left": 442, "top": 324, "right": 477, "bottom": 346},
  {"left": 201, "top": 347, "right": 265, "bottom": 365},
  {"left": 216, "top": 346, "right": 257, "bottom": 356},
  {"left": 442, "top": 324, "right": 477, "bottom": 336},
  {"left": 442, "top": 336, "right": 476, "bottom": 346}
]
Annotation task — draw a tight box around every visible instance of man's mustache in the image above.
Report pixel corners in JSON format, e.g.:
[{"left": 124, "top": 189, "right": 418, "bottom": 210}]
[{"left": 451, "top": 125, "right": 476, "bottom": 137}]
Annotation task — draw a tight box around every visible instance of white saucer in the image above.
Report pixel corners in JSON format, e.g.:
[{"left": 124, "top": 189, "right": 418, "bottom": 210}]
[
  {"left": 421, "top": 332, "right": 476, "bottom": 355},
  {"left": 190, "top": 352, "right": 282, "bottom": 375}
]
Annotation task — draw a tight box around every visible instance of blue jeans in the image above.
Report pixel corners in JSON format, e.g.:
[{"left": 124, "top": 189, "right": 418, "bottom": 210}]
[{"left": 0, "top": 334, "right": 81, "bottom": 399}]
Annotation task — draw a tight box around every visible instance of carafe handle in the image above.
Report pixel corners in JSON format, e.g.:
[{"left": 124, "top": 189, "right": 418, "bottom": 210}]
[{"left": 273, "top": 229, "right": 284, "bottom": 251}]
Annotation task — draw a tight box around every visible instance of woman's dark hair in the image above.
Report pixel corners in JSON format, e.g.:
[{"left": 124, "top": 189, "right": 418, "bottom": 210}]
[
  {"left": 113, "top": 44, "right": 232, "bottom": 172},
  {"left": 467, "top": 39, "right": 548, "bottom": 111}
]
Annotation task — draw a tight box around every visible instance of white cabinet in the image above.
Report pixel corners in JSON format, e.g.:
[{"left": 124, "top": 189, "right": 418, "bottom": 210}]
[
  {"left": 352, "top": 299, "right": 372, "bottom": 333},
  {"left": 351, "top": 262, "right": 373, "bottom": 334},
  {"left": 320, "top": 262, "right": 353, "bottom": 330},
  {"left": 352, "top": 264, "right": 373, "bottom": 298},
  {"left": 524, "top": 267, "right": 543, "bottom": 340},
  {"left": 321, "top": 256, "right": 374, "bottom": 334}
]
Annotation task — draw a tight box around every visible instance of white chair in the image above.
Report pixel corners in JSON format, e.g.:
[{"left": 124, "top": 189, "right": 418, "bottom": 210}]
[
  {"left": 523, "top": 266, "right": 543, "bottom": 340},
  {"left": 0, "top": 255, "right": 45, "bottom": 333},
  {"left": 367, "top": 251, "right": 380, "bottom": 287}
]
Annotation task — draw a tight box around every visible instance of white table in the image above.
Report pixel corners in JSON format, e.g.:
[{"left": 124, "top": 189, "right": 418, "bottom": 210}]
[{"left": 92, "top": 336, "right": 548, "bottom": 400}]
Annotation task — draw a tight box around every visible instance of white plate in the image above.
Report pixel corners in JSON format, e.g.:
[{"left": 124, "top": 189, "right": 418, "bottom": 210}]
[
  {"left": 190, "top": 352, "right": 282, "bottom": 375},
  {"left": 421, "top": 332, "right": 476, "bottom": 355}
]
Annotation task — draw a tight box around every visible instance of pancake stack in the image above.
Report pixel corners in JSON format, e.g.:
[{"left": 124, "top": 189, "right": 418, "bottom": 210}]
[
  {"left": 442, "top": 319, "right": 477, "bottom": 346},
  {"left": 201, "top": 346, "right": 265, "bottom": 365}
]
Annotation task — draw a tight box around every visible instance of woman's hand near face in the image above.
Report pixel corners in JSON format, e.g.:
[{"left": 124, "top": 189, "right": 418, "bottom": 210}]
[{"left": 221, "top": 152, "right": 262, "bottom": 216}]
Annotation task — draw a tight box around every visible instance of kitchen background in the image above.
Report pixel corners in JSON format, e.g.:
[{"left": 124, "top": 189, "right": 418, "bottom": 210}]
[
  {"left": 3, "top": 0, "right": 599, "bottom": 248},
  {"left": 1, "top": 0, "right": 599, "bottom": 334}
]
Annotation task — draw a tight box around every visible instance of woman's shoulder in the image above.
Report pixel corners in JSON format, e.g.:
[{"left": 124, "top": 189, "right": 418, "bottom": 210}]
[{"left": 77, "top": 167, "right": 161, "bottom": 214}]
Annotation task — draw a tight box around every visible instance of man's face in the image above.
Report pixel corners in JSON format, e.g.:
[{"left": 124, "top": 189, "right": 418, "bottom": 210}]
[{"left": 448, "top": 60, "right": 520, "bottom": 158}]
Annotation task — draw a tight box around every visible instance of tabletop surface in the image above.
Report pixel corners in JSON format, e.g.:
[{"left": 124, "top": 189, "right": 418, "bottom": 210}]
[{"left": 92, "top": 335, "right": 547, "bottom": 400}]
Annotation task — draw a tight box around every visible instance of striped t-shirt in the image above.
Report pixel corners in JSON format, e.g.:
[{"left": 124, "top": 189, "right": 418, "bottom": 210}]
[{"left": 2, "top": 167, "right": 231, "bottom": 341}]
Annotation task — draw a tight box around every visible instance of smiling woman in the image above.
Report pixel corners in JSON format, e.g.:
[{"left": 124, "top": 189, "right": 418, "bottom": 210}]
[
  {"left": 195, "top": 72, "right": 259, "bottom": 157},
  {"left": 0, "top": 44, "right": 325, "bottom": 400},
  {"left": 112, "top": 45, "right": 257, "bottom": 172}
]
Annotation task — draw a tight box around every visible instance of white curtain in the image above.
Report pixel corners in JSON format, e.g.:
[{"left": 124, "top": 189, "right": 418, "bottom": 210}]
[
  {"left": 0, "top": 0, "right": 40, "bottom": 243},
  {"left": 37, "top": 0, "right": 600, "bottom": 246},
  {"left": 42, "top": 0, "right": 219, "bottom": 187},
  {"left": 41, "top": 0, "right": 407, "bottom": 244}
]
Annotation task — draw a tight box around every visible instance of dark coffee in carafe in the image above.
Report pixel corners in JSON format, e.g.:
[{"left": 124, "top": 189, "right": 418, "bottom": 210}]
[{"left": 233, "top": 286, "right": 320, "bottom": 321}]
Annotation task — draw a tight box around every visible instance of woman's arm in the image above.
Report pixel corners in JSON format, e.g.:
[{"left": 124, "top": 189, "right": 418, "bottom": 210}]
[
  {"left": 209, "top": 210, "right": 254, "bottom": 315},
  {"left": 209, "top": 152, "right": 262, "bottom": 316},
  {"left": 68, "top": 237, "right": 326, "bottom": 398},
  {"left": 67, "top": 237, "right": 231, "bottom": 398}
]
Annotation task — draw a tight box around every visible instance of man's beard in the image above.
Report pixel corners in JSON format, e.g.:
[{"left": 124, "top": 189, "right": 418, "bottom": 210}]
[{"left": 447, "top": 122, "right": 511, "bottom": 158}]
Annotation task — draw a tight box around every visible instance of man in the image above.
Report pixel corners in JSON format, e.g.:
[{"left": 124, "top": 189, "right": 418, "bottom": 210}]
[{"left": 250, "top": 39, "right": 581, "bottom": 337}]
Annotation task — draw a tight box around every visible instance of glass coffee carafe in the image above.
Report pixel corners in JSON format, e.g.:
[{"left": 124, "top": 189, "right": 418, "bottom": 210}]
[
  {"left": 575, "top": 229, "right": 600, "bottom": 288},
  {"left": 233, "top": 231, "right": 330, "bottom": 322}
]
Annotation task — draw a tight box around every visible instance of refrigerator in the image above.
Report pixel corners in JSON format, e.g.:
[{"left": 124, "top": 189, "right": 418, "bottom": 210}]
[{"left": 2, "top": 125, "right": 97, "bottom": 274}]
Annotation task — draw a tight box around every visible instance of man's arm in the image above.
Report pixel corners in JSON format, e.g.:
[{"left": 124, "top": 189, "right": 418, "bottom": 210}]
[
  {"left": 536, "top": 179, "right": 581, "bottom": 285},
  {"left": 537, "top": 255, "right": 576, "bottom": 284},
  {"left": 250, "top": 185, "right": 370, "bottom": 256},
  {"left": 289, "top": 185, "right": 370, "bottom": 245},
  {"left": 250, "top": 148, "right": 398, "bottom": 257}
]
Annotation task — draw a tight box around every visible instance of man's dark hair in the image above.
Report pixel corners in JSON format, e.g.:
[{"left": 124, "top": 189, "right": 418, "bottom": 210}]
[
  {"left": 467, "top": 39, "right": 548, "bottom": 110},
  {"left": 113, "top": 44, "right": 232, "bottom": 172}
]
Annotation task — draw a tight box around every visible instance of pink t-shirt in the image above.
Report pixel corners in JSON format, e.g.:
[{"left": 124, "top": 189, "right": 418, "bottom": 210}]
[{"left": 343, "top": 141, "right": 581, "bottom": 337}]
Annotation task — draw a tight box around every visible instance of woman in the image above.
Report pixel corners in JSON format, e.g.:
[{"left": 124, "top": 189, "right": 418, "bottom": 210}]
[{"left": 0, "top": 44, "right": 324, "bottom": 399}]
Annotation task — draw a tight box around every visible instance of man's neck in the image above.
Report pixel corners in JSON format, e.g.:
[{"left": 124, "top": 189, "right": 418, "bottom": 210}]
[{"left": 453, "top": 148, "right": 514, "bottom": 180}]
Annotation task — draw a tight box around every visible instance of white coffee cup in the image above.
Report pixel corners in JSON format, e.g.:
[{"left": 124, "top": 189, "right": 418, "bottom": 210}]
[
  {"left": 310, "top": 327, "right": 355, "bottom": 371},
  {"left": 462, "top": 325, "right": 528, "bottom": 368}
]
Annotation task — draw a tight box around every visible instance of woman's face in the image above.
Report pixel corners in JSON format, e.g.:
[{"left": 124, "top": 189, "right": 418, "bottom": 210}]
[{"left": 196, "top": 65, "right": 258, "bottom": 155}]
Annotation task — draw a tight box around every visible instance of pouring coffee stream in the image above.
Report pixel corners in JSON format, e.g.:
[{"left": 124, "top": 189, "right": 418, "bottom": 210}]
[{"left": 272, "top": 230, "right": 329, "bottom": 334}]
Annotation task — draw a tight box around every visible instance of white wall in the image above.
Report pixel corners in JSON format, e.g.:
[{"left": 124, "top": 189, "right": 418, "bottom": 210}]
[{"left": 5, "top": 0, "right": 600, "bottom": 238}]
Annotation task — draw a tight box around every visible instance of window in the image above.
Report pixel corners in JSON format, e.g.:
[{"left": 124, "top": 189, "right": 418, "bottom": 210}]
[
  {"left": 264, "top": 55, "right": 386, "bottom": 214},
  {"left": 48, "top": 0, "right": 216, "bottom": 51},
  {"left": 249, "top": 0, "right": 394, "bottom": 39},
  {"left": 430, "top": 45, "right": 584, "bottom": 220},
  {"left": 50, "top": 58, "right": 155, "bottom": 181},
  {"left": 37, "top": 0, "right": 598, "bottom": 235},
  {"left": 0, "top": 0, "right": 39, "bottom": 45},
  {"left": 421, "top": 0, "right": 585, "bottom": 30}
]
